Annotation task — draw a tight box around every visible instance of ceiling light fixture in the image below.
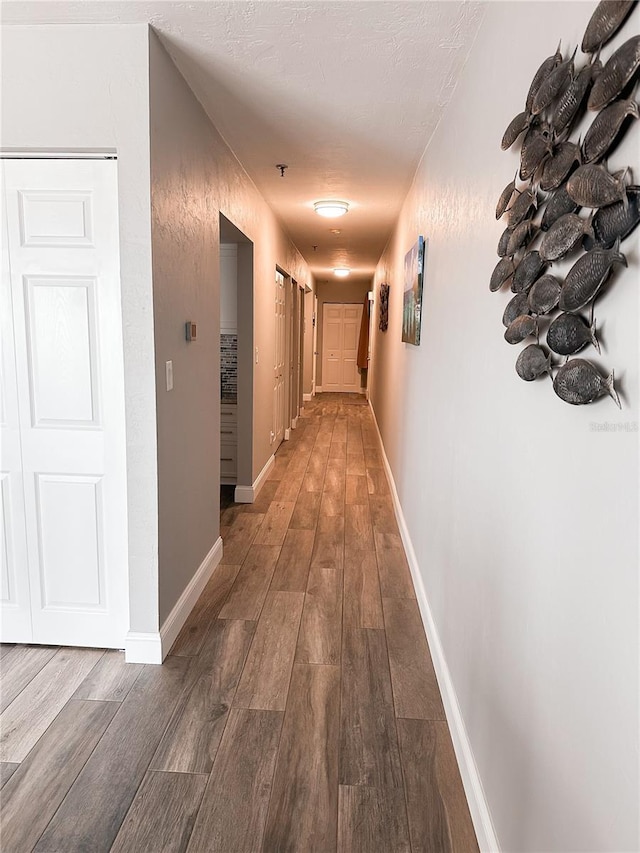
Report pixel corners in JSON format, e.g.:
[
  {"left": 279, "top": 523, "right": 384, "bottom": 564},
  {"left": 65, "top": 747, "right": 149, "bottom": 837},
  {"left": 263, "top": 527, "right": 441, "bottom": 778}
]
[
  {"left": 314, "top": 200, "right": 349, "bottom": 218},
  {"left": 333, "top": 268, "right": 350, "bottom": 278}
]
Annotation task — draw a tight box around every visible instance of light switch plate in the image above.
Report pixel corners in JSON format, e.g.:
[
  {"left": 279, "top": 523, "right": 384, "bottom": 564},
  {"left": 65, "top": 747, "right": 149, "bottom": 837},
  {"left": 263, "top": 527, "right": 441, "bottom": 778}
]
[{"left": 166, "top": 360, "right": 173, "bottom": 391}]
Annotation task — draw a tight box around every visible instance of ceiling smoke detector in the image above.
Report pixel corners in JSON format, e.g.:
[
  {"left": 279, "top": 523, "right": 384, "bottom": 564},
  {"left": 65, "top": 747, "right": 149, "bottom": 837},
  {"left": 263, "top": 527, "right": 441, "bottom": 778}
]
[
  {"left": 333, "top": 268, "right": 350, "bottom": 278},
  {"left": 314, "top": 200, "right": 349, "bottom": 218}
]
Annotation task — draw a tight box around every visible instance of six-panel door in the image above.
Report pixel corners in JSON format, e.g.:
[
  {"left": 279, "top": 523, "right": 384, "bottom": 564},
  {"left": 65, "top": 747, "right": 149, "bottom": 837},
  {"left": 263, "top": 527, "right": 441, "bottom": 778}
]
[
  {"left": 321, "top": 303, "right": 363, "bottom": 392},
  {"left": 1, "top": 159, "right": 129, "bottom": 648}
]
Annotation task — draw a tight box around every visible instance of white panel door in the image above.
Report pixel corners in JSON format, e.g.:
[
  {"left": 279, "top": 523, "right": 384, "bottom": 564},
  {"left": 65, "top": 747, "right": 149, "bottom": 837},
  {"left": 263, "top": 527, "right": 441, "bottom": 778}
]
[
  {"left": 0, "top": 188, "right": 31, "bottom": 641},
  {"left": 1, "top": 159, "right": 129, "bottom": 648},
  {"left": 273, "top": 271, "right": 286, "bottom": 446},
  {"left": 321, "top": 303, "right": 363, "bottom": 393},
  {"left": 342, "top": 305, "right": 362, "bottom": 392}
]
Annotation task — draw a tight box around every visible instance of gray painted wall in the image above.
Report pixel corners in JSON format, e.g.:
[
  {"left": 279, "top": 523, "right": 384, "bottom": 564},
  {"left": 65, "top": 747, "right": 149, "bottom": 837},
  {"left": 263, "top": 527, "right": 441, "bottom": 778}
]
[
  {"left": 369, "top": 3, "right": 639, "bottom": 850},
  {"left": 148, "top": 33, "right": 313, "bottom": 622}
]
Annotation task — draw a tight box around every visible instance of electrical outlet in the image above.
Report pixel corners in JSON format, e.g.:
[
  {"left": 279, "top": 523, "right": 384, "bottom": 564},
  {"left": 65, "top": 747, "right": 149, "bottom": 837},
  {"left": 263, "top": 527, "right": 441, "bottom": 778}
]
[{"left": 166, "top": 360, "right": 173, "bottom": 391}]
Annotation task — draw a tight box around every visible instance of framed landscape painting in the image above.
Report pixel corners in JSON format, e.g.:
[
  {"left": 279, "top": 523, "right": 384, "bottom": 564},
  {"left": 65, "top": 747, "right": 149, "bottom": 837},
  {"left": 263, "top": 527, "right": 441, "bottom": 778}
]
[{"left": 402, "top": 236, "right": 425, "bottom": 346}]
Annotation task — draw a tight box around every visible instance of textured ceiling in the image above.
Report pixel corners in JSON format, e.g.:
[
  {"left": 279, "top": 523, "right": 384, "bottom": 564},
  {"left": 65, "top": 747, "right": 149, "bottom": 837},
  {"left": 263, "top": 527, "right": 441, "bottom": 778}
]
[{"left": 2, "top": 1, "right": 485, "bottom": 280}]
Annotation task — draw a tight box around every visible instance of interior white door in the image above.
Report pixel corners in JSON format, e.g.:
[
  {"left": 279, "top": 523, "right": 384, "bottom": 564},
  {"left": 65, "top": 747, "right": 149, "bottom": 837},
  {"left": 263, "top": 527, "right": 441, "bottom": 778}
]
[
  {"left": 312, "top": 295, "right": 318, "bottom": 394},
  {"left": 1, "top": 158, "right": 129, "bottom": 648},
  {"left": 273, "top": 270, "right": 286, "bottom": 446},
  {"left": 0, "top": 186, "right": 31, "bottom": 641},
  {"left": 321, "top": 303, "right": 363, "bottom": 393},
  {"left": 297, "top": 286, "right": 304, "bottom": 413}
]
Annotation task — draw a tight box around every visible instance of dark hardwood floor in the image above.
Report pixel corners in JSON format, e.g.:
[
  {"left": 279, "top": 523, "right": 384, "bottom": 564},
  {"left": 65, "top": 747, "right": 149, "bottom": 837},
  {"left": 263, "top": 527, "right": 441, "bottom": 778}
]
[{"left": 0, "top": 393, "right": 478, "bottom": 852}]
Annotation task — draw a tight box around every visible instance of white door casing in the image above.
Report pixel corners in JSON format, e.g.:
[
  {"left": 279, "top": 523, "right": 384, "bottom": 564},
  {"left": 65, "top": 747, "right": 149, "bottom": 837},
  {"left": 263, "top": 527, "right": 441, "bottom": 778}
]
[
  {"left": 273, "top": 270, "right": 286, "bottom": 446},
  {"left": 1, "top": 159, "right": 129, "bottom": 648},
  {"left": 321, "top": 303, "right": 363, "bottom": 393},
  {"left": 312, "top": 295, "right": 318, "bottom": 394},
  {"left": 297, "top": 285, "right": 304, "bottom": 413}
]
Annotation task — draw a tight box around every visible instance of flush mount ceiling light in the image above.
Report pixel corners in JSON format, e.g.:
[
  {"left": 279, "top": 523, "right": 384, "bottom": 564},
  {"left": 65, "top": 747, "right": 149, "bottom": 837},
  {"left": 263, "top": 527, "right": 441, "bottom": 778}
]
[
  {"left": 314, "top": 200, "right": 349, "bottom": 218},
  {"left": 333, "top": 268, "right": 350, "bottom": 278}
]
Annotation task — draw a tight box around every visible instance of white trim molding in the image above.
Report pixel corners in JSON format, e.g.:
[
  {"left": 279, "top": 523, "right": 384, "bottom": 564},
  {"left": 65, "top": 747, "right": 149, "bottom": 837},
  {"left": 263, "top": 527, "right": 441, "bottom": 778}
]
[
  {"left": 303, "top": 393, "right": 313, "bottom": 402},
  {"left": 368, "top": 402, "right": 500, "bottom": 853},
  {"left": 124, "top": 631, "right": 163, "bottom": 665},
  {"left": 124, "top": 536, "right": 224, "bottom": 665},
  {"left": 235, "top": 454, "right": 275, "bottom": 503},
  {"left": 160, "top": 537, "right": 223, "bottom": 659}
]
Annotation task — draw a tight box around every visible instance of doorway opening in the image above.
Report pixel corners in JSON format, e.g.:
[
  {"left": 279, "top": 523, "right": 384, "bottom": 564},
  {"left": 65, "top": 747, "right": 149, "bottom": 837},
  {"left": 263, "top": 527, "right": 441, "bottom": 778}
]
[
  {"left": 219, "top": 214, "right": 253, "bottom": 511},
  {"left": 315, "top": 280, "right": 371, "bottom": 395}
]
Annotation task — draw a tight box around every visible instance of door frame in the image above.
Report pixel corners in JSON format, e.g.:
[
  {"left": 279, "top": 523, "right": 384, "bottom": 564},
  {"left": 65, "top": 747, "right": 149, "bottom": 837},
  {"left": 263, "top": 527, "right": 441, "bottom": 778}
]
[
  {"left": 312, "top": 295, "right": 318, "bottom": 395},
  {"left": 219, "top": 215, "right": 254, "bottom": 502}
]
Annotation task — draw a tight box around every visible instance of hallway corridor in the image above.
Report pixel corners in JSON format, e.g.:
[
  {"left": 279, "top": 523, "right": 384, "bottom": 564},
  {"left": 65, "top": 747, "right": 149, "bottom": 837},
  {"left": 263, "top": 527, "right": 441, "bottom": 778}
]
[{"left": 0, "top": 395, "right": 477, "bottom": 852}]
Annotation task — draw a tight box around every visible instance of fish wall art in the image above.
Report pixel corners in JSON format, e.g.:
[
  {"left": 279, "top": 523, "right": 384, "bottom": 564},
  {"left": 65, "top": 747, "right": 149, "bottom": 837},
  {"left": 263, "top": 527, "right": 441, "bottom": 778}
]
[
  {"left": 492, "top": 0, "right": 639, "bottom": 407},
  {"left": 379, "top": 283, "right": 390, "bottom": 331}
]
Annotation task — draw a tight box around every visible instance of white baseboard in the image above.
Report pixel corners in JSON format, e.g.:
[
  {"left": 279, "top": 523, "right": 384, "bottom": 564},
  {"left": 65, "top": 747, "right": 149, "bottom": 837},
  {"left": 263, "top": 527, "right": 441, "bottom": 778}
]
[
  {"left": 124, "top": 631, "right": 162, "bottom": 664},
  {"left": 235, "top": 454, "right": 275, "bottom": 503},
  {"left": 124, "top": 536, "right": 224, "bottom": 665},
  {"left": 368, "top": 402, "right": 500, "bottom": 853},
  {"left": 303, "top": 393, "right": 312, "bottom": 402},
  {"left": 315, "top": 386, "right": 322, "bottom": 393},
  {"left": 160, "top": 536, "right": 224, "bottom": 659},
  {"left": 292, "top": 416, "right": 298, "bottom": 429},
  {"left": 284, "top": 428, "right": 291, "bottom": 440}
]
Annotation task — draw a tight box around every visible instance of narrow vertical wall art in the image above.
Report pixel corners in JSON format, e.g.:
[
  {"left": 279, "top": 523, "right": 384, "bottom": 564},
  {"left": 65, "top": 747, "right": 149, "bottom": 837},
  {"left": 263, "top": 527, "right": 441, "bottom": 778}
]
[
  {"left": 379, "top": 283, "right": 390, "bottom": 331},
  {"left": 402, "top": 236, "right": 425, "bottom": 346}
]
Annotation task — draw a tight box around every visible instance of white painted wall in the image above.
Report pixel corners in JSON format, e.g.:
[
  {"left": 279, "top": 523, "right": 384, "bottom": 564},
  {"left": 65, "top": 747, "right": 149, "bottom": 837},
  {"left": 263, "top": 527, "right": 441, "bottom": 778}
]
[
  {"left": 148, "top": 33, "right": 313, "bottom": 623},
  {"left": 1, "top": 25, "right": 159, "bottom": 635},
  {"left": 370, "top": 4, "right": 639, "bottom": 851},
  {"left": 220, "top": 244, "right": 238, "bottom": 332}
]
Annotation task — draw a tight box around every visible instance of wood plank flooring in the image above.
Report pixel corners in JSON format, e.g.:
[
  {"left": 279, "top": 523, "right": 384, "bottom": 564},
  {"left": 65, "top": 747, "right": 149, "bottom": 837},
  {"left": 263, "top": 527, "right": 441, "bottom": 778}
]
[{"left": 0, "top": 394, "right": 478, "bottom": 852}]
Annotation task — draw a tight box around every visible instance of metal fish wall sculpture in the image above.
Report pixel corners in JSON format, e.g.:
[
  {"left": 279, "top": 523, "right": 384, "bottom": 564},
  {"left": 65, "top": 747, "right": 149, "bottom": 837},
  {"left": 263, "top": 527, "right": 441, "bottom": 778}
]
[
  {"left": 511, "top": 250, "right": 547, "bottom": 292},
  {"left": 503, "top": 292, "right": 532, "bottom": 327},
  {"left": 553, "top": 359, "right": 621, "bottom": 406},
  {"left": 582, "top": 1, "right": 636, "bottom": 53},
  {"left": 566, "top": 163, "right": 630, "bottom": 207},
  {"left": 516, "top": 344, "right": 554, "bottom": 380},
  {"left": 588, "top": 34, "right": 640, "bottom": 110},
  {"left": 528, "top": 274, "right": 562, "bottom": 314},
  {"left": 584, "top": 185, "right": 640, "bottom": 247},
  {"left": 541, "top": 183, "right": 581, "bottom": 230},
  {"left": 491, "top": 0, "right": 638, "bottom": 407},
  {"left": 558, "top": 242, "right": 627, "bottom": 310},
  {"left": 547, "top": 312, "right": 601, "bottom": 355},
  {"left": 581, "top": 98, "right": 639, "bottom": 163},
  {"left": 539, "top": 212, "right": 594, "bottom": 261}
]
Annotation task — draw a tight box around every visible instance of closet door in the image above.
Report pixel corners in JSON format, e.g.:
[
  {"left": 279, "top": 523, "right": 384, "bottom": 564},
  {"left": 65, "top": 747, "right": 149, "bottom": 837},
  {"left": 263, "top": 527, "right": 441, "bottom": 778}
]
[
  {"left": 0, "top": 179, "right": 31, "bottom": 641},
  {"left": 273, "top": 271, "right": 286, "bottom": 446},
  {"left": 321, "top": 303, "right": 363, "bottom": 393},
  {"left": 1, "top": 158, "right": 129, "bottom": 648}
]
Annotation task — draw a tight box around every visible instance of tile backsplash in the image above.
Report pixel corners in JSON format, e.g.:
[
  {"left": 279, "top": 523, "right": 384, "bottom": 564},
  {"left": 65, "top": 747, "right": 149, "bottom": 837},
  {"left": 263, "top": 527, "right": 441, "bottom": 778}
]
[{"left": 221, "top": 333, "right": 237, "bottom": 399}]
